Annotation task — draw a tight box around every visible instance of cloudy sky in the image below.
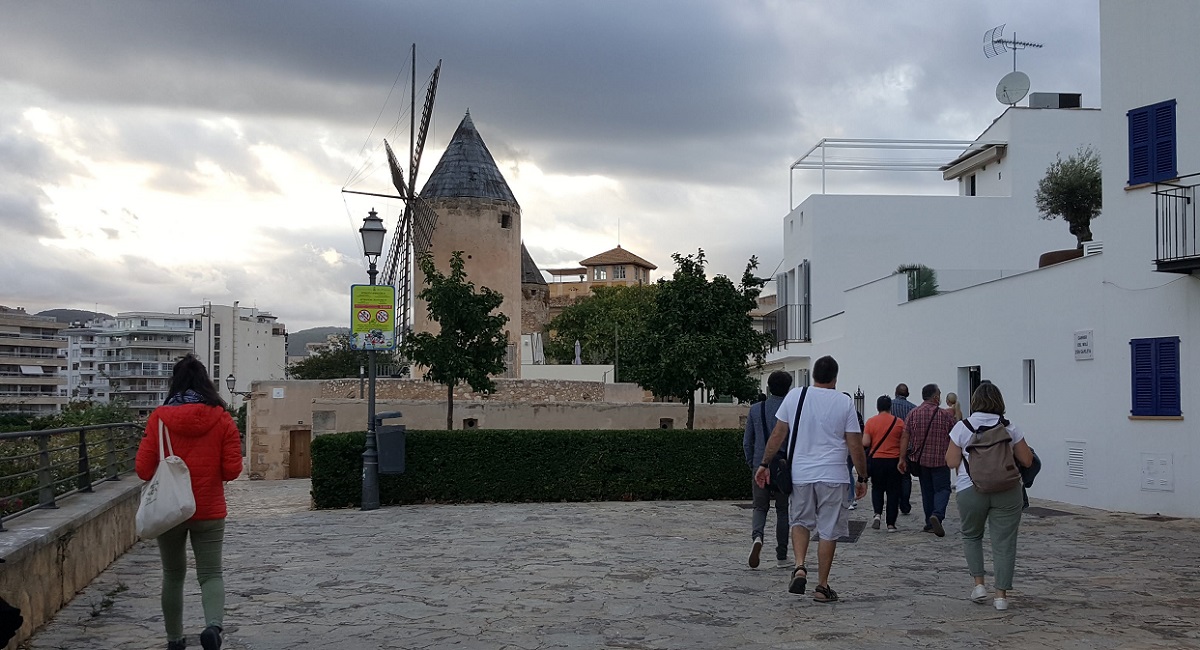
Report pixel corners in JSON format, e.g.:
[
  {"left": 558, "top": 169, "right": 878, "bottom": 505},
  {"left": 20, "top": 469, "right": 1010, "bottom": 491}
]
[{"left": 1, "top": 1, "right": 1100, "bottom": 330}]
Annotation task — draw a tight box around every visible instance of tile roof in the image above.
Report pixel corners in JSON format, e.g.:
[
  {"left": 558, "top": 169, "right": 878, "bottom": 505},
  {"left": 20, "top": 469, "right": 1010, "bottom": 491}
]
[
  {"left": 420, "top": 111, "right": 518, "bottom": 205},
  {"left": 578, "top": 246, "right": 657, "bottom": 270},
  {"left": 521, "top": 244, "right": 547, "bottom": 285}
]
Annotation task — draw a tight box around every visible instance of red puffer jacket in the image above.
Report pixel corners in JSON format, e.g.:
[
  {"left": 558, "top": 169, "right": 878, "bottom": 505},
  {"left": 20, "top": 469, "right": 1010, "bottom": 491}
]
[{"left": 136, "top": 403, "right": 243, "bottom": 521}]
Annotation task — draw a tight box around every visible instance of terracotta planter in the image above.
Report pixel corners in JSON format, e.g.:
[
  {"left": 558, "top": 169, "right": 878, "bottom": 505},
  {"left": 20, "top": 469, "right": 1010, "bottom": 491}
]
[{"left": 1038, "top": 248, "right": 1084, "bottom": 268}]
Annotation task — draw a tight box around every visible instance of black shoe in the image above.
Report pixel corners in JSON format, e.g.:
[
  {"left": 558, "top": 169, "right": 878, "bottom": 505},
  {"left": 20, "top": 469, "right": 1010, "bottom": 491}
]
[
  {"left": 929, "top": 515, "right": 945, "bottom": 538},
  {"left": 200, "top": 626, "right": 222, "bottom": 650},
  {"left": 167, "top": 640, "right": 186, "bottom": 650}
]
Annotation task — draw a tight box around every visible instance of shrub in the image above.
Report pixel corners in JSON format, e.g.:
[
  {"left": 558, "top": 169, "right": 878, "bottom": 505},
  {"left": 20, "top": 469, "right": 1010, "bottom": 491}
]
[{"left": 311, "top": 429, "right": 752, "bottom": 509}]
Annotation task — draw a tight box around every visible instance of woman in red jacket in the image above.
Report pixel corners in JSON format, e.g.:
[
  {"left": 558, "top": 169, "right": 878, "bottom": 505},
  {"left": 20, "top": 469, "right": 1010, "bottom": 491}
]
[{"left": 136, "top": 355, "right": 242, "bottom": 650}]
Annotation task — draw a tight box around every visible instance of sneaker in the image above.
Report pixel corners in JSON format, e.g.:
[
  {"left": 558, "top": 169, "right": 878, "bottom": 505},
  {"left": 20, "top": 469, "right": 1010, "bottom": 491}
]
[
  {"left": 775, "top": 547, "right": 788, "bottom": 562},
  {"left": 970, "top": 585, "right": 988, "bottom": 603},
  {"left": 200, "top": 626, "right": 222, "bottom": 650},
  {"left": 871, "top": 514, "right": 881, "bottom": 530},
  {"left": 994, "top": 597, "right": 1009, "bottom": 611},
  {"left": 748, "top": 537, "right": 763, "bottom": 568},
  {"left": 929, "top": 515, "right": 945, "bottom": 538},
  {"left": 168, "top": 640, "right": 187, "bottom": 650},
  {"left": 886, "top": 525, "right": 898, "bottom": 532},
  {"left": 846, "top": 502, "right": 857, "bottom": 510}
]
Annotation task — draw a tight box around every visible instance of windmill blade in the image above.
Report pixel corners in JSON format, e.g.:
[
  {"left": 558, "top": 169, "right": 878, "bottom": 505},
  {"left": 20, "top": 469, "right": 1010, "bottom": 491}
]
[
  {"left": 384, "top": 140, "right": 410, "bottom": 198},
  {"left": 411, "top": 198, "right": 439, "bottom": 254},
  {"left": 411, "top": 60, "right": 442, "bottom": 191},
  {"left": 381, "top": 203, "right": 410, "bottom": 287},
  {"left": 984, "top": 24, "right": 1007, "bottom": 58}
]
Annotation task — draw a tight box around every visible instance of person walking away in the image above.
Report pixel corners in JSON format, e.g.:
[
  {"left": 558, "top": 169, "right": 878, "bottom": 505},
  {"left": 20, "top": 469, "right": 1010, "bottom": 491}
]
[
  {"left": 863, "top": 395, "right": 908, "bottom": 532},
  {"left": 755, "top": 356, "right": 868, "bottom": 603},
  {"left": 890, "top": 384, "right": 917, "bottom": 515},
  {"left": 946, "top": 382, "right": 1034, "bottom": 611},
  {"left": 137, "top": 355, "right": 242, "bottom": 650},
  {"left": 945, "top": 392, "right": 964, "bottom": 422},
  {"left": 743, "top": 371, "right": 793, "bottom": 568},
  {"left": 903, "top": 383, "right": 957, "bottom": 537},
  {"left": 843, "top": 397, "right": 865, "bottom": 511}
]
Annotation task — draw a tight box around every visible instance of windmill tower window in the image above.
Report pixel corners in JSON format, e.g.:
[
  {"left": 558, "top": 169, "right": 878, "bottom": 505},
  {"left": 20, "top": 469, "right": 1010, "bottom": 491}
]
[{"left": 500, "top": 213, "right": 512, "bottom": 229}]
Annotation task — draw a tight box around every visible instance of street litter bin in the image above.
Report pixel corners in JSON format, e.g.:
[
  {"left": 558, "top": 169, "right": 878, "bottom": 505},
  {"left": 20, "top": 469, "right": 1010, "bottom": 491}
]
[{"left": 374, "top": 411, "right": 406, "bottom": 474}]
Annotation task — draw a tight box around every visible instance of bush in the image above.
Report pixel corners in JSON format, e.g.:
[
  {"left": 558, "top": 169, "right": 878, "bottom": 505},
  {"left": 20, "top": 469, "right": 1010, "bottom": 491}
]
[{"left": 311, "top": 429, "right": 752, "bottom": 509}]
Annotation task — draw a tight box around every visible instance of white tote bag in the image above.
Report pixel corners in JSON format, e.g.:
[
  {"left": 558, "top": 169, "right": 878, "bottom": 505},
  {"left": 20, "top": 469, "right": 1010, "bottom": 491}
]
[{"left": 136, "top": 420, "right": 197, "bottom": 539}]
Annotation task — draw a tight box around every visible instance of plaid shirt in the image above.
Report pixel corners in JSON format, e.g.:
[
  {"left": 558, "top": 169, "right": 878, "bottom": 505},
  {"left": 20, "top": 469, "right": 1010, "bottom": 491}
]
[
  {"left": 904, "top": 400, "right": 956, "bottom": 468},
  {"left": 890, "top": 396, "right": 916, "bottom": 420}
]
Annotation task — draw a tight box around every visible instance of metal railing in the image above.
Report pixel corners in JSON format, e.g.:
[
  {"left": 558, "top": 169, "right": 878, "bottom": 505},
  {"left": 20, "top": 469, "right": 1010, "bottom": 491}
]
[
  {"left": 0, "top": 422, "right": 142, "bottom": 531},
  {"left": 1154, "top": 174, "right": 1200, "bottom": 271},
  {"left": 762, "top": 303, "right": 812, "bottom": 347}
]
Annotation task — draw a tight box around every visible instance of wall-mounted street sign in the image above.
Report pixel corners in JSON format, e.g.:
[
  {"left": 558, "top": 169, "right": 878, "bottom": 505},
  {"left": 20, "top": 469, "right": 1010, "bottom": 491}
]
[
  {"left": 350, "top": 284, "right": 396, "bottom": 351},
  {"left": 1074, "top": 329, "right": 1094, "bottom": 361}
]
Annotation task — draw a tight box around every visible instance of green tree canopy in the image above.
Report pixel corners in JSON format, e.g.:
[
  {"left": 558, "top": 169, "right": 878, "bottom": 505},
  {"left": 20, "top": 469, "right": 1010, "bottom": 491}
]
[
  {"left": 399, "top": 251, "right": 509, "bottom": 430},
  {"left": 287, "top": 334, "right": 368, "bottom": 380},
  {"left": 545, "top": 284, "right": 657, "bottom": 377},
  {"left": 896, "top": 264, "right": 939, "bottom": 300},
  {"left": 1035, "top": 146, "right": 1102, "bottom": 249},
  {"left": 624, "top": 250, "right": 770, "bottom": 429}
]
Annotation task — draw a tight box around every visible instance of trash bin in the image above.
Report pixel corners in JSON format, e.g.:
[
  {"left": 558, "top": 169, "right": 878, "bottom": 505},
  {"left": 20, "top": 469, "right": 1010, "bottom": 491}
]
[{"left": 374, "top": 411, "right": 406, "bottom": 475}]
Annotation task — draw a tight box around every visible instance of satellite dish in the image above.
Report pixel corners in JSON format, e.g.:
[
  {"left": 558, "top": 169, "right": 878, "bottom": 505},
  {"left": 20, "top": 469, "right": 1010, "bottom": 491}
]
[{"left": 996, "top": 70, "right": 1030, "bottom": 106}]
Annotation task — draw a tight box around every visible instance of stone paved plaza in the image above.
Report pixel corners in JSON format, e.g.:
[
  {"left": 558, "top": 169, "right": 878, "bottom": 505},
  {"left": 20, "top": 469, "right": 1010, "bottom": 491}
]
[{"left": 23, "top": 479, "right": 1200, "bottom": 649}]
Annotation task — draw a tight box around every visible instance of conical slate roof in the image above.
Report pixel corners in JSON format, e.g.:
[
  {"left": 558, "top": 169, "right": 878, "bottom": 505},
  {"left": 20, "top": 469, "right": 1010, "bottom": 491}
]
[
  {"left": 420, "top": 111, "right": 518, "bottom": 205},
  {"left": 521, "top": 244, "right": 547, "bottom": 285}
]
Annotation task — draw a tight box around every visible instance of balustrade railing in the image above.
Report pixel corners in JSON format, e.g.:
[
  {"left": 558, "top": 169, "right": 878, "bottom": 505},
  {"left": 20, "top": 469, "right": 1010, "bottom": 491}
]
[
  {"left": 762, "top": 303, "right": 812, "bottom": 346},
  {"left": 0, "top": 422, "right": 142, "bottom": 531},
  {"left": 1154, "top": 174, "right": 1200, "bottom": 273}
]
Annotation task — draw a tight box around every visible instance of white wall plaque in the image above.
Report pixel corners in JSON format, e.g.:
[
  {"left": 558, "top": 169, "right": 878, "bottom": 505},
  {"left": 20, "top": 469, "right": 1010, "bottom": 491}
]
[
  {"left": 1074, "top": 329, "right": 1094, "bottom": 360},
  {"left": 272, "top": 387, "right": 286, "bottom": 399}
]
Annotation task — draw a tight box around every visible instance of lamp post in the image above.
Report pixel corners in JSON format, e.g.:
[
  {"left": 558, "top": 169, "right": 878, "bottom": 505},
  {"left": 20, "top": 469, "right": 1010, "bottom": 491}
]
[
  {"left": 225, "top": 374, "right": 253, "bottom": 401},
  {"left": 359, "top": 208, "right": 387, "bottom": 511}
]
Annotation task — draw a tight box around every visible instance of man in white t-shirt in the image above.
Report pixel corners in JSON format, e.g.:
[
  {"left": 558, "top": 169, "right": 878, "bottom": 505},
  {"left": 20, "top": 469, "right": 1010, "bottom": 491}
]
[{"left": 754, "top": 355, "right": 868, "bottom": 603}]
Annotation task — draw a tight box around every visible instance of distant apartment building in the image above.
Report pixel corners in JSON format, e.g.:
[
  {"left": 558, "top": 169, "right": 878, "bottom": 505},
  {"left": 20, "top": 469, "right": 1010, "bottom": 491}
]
[
  {"left": 0, "top": 306, "right": 68, "bottom": 417},
  {"left": 63, "top": 323, "right": 108, "bottom": 401},
  {"left": 96, "top": 312, "right": 196, "bottom": 418},
  {"left": 180, "top": 303, "right": 287, "bottom": 407},
  {"left": 544, "top": 246, "right": 658, "bottom": 322}
]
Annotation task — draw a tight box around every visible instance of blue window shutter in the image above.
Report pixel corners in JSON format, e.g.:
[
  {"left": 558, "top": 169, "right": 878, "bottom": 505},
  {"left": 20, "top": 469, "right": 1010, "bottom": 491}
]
[
  {"left": 1152, "top": 100, "right": 1177, "bottom": 182},
  {"left": 1128, "top": 107, "right": 1152, "bottom": 185},
  {"left": 1130, "top": 339, "right": 1156, "bottom": 415},
  {"left": 1156, "top": 337, "right": 1181, "bottom": 416}
]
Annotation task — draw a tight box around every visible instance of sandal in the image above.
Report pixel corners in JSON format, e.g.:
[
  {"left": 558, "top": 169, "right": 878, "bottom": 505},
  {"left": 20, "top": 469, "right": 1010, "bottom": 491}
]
[
  {"left": 813, "top": 584, "right": 839, "bottom": 603},
  {"left": 788, "top": 566, "right": 808, "bottom": 595}
]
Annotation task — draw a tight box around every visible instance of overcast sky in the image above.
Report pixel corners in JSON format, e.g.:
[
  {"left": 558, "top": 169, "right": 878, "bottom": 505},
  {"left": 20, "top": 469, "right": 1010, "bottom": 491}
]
[{"left": 0, "top": 1, "right": 1100, "bottom": 330}]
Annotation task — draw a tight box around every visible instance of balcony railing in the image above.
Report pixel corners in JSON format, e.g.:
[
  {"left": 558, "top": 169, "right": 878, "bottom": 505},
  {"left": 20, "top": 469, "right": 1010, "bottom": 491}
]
[
  {"left": 0, "top": 423, "right": 142, "bottom": 530},
  {"left": 762, "top": 303, "right": 812, "bottom": 347},
  {"left": 1155, "top": 174, "right": 1200, "bottom": 274}
]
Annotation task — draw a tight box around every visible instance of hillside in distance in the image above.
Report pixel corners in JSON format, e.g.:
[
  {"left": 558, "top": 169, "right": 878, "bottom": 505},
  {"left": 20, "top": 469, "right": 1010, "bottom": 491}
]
[
  {"left": 36, "top": 308, "right": 114, "bottom": 324},
  {"left": 287, "top": 326, "right": 348, "bottom": 356}
]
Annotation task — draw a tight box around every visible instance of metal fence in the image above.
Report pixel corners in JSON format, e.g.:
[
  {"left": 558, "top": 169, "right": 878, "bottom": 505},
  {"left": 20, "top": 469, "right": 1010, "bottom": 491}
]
[
  {"left": 762, "top": 303, "right": 812, "bottom": 347},
  {"left": 0, "top": 422, "right": 142, "bottom": 531},
  {"left": 1155, "top": 173, "right": 1199, "bottom": 270}
]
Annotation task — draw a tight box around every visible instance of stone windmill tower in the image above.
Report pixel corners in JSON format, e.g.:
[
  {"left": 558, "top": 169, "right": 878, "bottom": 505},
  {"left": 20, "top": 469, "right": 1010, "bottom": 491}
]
[{"left": 416, "top": 111, "right": 522, "bottom": 375}]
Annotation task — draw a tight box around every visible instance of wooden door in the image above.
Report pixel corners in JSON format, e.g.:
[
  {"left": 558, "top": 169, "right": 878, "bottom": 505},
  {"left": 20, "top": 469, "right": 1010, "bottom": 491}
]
[{"left": 289, "top": 429, "right": 312, "bottom": 478}]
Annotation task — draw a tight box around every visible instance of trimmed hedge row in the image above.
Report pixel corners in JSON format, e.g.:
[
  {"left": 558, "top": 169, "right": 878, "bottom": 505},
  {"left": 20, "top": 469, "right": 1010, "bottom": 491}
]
[{"left": 311, "top": 428, "right": 753, "bottom": 508}]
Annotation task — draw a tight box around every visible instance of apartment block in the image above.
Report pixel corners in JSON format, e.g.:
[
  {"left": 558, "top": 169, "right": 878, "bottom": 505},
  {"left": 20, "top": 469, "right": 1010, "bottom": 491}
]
[{"left": 0, "top": 306, "right": 68, "bottom": 417}]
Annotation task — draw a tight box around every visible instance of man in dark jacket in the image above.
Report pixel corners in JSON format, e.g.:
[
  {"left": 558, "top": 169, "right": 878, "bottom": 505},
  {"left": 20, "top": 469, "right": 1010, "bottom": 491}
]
[
  {"left": 742, "top": 371, "right": 793, "bottom": 568},
  {"left": 890, "top": 383, "right": 918, "bottom": 515}
]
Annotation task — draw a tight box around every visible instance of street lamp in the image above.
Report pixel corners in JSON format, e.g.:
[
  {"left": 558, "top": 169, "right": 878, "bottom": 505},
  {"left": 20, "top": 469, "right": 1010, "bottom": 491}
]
[
  {"left": 359, "top": 208, "right": 386, "bottom": 511},
  {"left": 225, "top": 374, "right": 252, "bottom": 399}
]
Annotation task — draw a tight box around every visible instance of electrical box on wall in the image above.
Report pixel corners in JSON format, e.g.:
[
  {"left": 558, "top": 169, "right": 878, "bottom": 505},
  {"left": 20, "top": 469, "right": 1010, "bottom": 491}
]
[{"left": 1141, "top": 453, "right": 1174, "bottom": 492}]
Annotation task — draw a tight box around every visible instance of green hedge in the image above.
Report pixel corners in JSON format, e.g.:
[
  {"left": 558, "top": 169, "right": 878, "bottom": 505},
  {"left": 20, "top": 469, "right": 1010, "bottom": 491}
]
[{"left": 311, "top": 429, "right": 752, "bottom": 508}]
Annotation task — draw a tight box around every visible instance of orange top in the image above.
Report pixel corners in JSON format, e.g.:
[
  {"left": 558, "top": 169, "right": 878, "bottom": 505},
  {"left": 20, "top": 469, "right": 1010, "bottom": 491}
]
[
  {"left": 136, "top": 403, "right": 242, "bottom": 520},
  {"left": 864, "top": 412, "right": 905, "bottom": 459}
]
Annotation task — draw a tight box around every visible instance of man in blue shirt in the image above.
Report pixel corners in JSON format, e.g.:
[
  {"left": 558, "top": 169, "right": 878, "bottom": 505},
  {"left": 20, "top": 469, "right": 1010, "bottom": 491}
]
[{"left": 890, "top": 383, "right": 917, "bottom": 515}]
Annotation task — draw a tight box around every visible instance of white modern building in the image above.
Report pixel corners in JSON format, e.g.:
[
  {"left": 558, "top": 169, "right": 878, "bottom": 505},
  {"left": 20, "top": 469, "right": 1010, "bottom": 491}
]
[
  {"left": 96, "top": 312, "right": 196, "bottom": 418},
  {"left": 179, "top": 303, "right": 288, "bottom": 408},
  {"left": 762, "top": 0, "right": 1199, "bottom": 517},
  {"left": 62, "top": 324, "right": 109, "bottom": 401}
]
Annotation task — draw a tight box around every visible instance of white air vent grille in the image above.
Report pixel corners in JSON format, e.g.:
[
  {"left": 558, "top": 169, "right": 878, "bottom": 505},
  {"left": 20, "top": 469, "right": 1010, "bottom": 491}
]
[
  {"left": 1066, "top": 441, "right": 1087, "bottom": 488},
  {"left": 1083, "top": 241, "right": 1103, "bottom": 256}
]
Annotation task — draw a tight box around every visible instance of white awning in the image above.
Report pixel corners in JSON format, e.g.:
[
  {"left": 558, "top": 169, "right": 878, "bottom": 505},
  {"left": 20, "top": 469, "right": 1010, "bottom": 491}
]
[{"left": 20, "top": 365, "right": 44, "bottom": 375}]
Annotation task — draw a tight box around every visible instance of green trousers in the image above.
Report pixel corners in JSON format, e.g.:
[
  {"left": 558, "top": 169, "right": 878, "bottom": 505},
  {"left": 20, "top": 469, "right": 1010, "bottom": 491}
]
[
  {"left": 955, "top": 485, "right": 1023, "bottom": 590},
  {"left": 156, "top": 518, "right": 225, "bottom": 642}
]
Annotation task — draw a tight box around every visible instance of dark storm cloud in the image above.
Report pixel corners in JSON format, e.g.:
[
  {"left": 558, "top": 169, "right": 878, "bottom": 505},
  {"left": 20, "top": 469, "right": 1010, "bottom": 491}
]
[{"left": 0, "top": 125, "right": 71, "bottom": 237}]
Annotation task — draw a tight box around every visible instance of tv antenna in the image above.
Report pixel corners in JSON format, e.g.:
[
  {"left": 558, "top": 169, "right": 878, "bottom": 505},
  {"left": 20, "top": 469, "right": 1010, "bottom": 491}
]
[{"left": 984, "top": 24, "right": 1043, "bottom": 72}]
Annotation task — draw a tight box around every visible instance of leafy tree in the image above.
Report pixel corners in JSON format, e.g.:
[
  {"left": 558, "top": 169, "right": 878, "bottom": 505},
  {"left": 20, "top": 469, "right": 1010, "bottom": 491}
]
[
  {"left": 1035, "top": 146, "right": 1102, "bottom": 248},
  {"left": 399, "top": 251, "right": 510, "bottom": 430},
  {"left": 624, "top": 250, "right": 770, "bottom": 429},
  {"left": 545, "top": 284, "right": 657, "bottom": 378},
  {"left": 30, "top": 399, "right": 135, "bottom": 429},
  {"left": 896, "top": 264, "right": 939, "bottom": 300},
  {"left": 287, "top": 334, "right": 369, "bottom": 380}
]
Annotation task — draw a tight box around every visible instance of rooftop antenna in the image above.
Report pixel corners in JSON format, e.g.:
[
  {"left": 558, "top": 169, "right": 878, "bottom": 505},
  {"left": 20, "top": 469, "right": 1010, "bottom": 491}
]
[{"left": 984, "top": 24, "right": 1043, "bottom": 73}]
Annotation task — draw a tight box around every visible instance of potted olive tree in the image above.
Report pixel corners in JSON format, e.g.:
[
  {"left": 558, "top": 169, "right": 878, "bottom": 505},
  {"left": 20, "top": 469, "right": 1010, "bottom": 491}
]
[{"left": 1035, "top": 146, "right": 1102, "bottom": 267}]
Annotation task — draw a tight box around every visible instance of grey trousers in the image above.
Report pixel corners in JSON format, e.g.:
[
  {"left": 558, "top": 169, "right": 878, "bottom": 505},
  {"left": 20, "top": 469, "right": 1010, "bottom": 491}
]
[
  {"left": 956, "top": 485, "right": 1024, "bottom": 590},
  {"left": 751, "top": 478, "right": 790, "bottom": 553}
]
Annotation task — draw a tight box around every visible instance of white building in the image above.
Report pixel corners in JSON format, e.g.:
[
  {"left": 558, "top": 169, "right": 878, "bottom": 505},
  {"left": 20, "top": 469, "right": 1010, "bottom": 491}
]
[
  {"left": 62, "top": 324, "right": 109, "bottom": 401},
  {"left": 97, "top": 312, "right": 196, "bottom": 418},
  {"left": 180, "top": 303, "right": 287, "bottom": 407},
  {"left": 763, "top": 0, "right": 1199, "bottom": 517}
]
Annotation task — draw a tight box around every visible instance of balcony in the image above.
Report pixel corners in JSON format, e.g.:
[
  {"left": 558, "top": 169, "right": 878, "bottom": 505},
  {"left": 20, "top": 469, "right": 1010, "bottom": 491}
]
[
  {"left": 763, "top": 304, "right": 812, "bottom": 347},
  {"left": 106, "top": 338, "right": 192, "bottom": 350},
  {"left": 1154, "top": 174, "right": 1200, "bottom": 274}
]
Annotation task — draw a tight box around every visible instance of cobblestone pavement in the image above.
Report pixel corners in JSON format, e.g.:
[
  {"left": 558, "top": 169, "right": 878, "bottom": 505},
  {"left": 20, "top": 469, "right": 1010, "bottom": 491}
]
[{"left": 23, "top": 479, "right": 1200, "bottom": 650}]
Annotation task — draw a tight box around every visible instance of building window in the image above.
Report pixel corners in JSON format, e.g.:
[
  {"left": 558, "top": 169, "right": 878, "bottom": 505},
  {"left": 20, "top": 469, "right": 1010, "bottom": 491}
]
[
  {"left": 614, "top": 265, "right": 626, "bottom": 279},
  {"left": 1022, "top": 359, "right": 1036, "bottom": 404},
  {"left": 214, "top": 339, "right": 220, "bottom": 350},
  {"left": 1130, "top": 336, "right": 1181, "bottom": 416},
  {"left": 1128, "top": 99, "right": 1177, "bottom": 185},
  {"left": 593, "top": 267, "right": 607, "bottom": 281},
  {"left": 500, "top": 213, "right": 512, "bottom": 229},
  {"left": 968, "top": 174, "right": 977, "bottom": 196},
  {"left": 213, "top": 351, "right": 220, "bottom": 364},
  {"left": 214, "top": 323, "right": 221, "bottom": 336}
]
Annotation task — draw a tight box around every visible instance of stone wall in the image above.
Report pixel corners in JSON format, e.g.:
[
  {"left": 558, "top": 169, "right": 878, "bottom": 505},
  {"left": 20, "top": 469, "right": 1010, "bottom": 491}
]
[
  {"left": 319, "top": 378, "right": 634, "bottom": 403},
  {"left": 0, "top": 480, "right": 142, "bottom": 649},
  {"left": 521, "top": 285, "right": 550, "bottom": 335}
]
